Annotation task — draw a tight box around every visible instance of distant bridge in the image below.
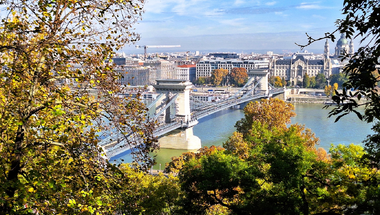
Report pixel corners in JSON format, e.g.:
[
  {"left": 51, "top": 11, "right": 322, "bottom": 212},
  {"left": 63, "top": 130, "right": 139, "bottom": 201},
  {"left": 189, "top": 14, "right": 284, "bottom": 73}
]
[{"left": 100, "top": 69, "right": 285, "bottom": 158}]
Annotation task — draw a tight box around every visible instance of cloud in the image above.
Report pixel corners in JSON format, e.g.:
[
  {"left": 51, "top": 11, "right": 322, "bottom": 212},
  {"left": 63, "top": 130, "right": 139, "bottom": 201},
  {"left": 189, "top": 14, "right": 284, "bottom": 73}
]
[
  {"left": 140, "top": 16, "right": 175, "bottom": 23},
  {"left": 312, "top": 14, "right": 326, "bottom": 19},
  {"left": 296, "top": 2, "right": 328, "bottom": 9},
  {"left": 222, "top": 6, "right": 286, "bottom": 15},
  {"left": 143, "top": 0, "right": 176, "bottom": 14},
  {"left": 234, "top": 0, "right": 245, "bottom": 6},
  {"left": 219, "top": 18, "right": 245, "bottom": 26},
  {"left": 265, "top": 1, "right": 277, "bottom": 6},
  {"left": 300, "top": 24, "right": 313, "bottom": 29},
  {"left": 275, "top": 11, "right": 288, "bottom": 17},
  {"left": 144, "top": 0, "right": 210, "bottom": 16}
]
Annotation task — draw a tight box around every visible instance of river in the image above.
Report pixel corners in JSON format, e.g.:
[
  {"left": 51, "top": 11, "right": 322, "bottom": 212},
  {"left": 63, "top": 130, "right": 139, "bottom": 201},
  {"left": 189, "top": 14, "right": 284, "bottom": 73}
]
[{"left": 111, "top": 103, "right": 374, "bottom": 169}]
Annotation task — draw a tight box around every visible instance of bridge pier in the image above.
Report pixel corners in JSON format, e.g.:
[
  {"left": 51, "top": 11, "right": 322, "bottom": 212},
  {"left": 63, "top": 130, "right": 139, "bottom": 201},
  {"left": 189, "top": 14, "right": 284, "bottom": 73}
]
[
  {"left": 154, "top": 80, "right": 201, "bottom": 150},
  {"left": 158, "top": 127, "right": 201, "bottom": 150}
]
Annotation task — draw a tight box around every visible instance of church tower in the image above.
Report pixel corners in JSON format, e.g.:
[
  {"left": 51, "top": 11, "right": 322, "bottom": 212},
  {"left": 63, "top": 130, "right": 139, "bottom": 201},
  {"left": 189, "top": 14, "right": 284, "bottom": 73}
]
[
  {"left": 335, "top": 33, "right": 349, "bottom": 58},
  {"left": 324, "top": 39, "right": 330, "bottom": 59},
  {"left": 349, "top": 40, "right": 354, "bottom": 55}
]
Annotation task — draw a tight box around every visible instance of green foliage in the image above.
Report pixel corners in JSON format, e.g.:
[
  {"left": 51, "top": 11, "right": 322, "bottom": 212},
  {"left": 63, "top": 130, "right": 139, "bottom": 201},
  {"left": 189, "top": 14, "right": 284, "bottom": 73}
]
[
  {"left": 165, "top": 146, "right": 225, "bottom": 174},
  {"left": 315, "top": 73, "right": 327, "bottom": 89},
  {"left": 178, "top": 151, "right": 259, "bottom": 214},
  {"left": 177, "top": 98, "right": 379, "bottom": 214},
  {"left": 309, "top": 76, "right": 316, "bottom": 88},
  {"left": 196, "top": 76, "right": 210, "bottom": 85},
  {"left": 303, "top": 73, "right": 311, "bottom": 88},
  {"left": 0, "top": 0, "right": 158, "bottom": 213},
  {"left": 329, "top": 73, "right": 348, "bottom": 88},
  {"left": 118, "top": 164, "right": 182, "bottom": 214}
]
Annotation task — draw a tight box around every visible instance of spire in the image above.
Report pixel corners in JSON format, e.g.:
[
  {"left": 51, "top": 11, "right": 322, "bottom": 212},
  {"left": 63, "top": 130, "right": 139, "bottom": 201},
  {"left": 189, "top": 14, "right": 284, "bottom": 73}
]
[
  {"left": 324, "top": 39, "right": 330, "bottom": 59},
  {"left": 349, "top": 40, "right": 354, "bottom": 55}
]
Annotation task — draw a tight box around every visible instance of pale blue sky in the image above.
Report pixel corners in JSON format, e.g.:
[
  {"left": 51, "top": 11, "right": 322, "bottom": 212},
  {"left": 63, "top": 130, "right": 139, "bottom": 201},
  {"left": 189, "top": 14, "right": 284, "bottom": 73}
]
[{"left": 122, "top": 0, "right": 346, "bottom": 54}]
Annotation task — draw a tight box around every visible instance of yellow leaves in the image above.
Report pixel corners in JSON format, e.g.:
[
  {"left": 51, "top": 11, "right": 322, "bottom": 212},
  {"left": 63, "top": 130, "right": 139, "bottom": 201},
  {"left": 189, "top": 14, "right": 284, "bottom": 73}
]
[
  {"left": 67, "top": 199, "right": 76, "bottom": 207},
  {"left": 28, "top": 187, "right": 34, "bottom": 193}
]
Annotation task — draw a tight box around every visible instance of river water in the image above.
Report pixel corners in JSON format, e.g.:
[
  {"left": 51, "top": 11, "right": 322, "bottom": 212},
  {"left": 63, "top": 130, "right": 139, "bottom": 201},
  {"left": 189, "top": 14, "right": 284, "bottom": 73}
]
[{"left": 111, "top": 103, "right": 374, "bottom": 169}]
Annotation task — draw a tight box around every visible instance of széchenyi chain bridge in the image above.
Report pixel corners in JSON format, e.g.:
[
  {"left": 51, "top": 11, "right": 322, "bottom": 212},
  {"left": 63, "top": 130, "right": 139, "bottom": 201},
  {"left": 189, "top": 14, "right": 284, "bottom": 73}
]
[{"left": 99, "top": 70, "right": 285, "bottom": 158}]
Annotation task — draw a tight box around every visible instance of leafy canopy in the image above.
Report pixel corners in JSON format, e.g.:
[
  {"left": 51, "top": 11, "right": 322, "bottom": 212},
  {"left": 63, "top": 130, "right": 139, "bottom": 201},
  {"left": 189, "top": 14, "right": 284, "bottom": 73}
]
[{"left": 0, "top": 0, "right": 158, "bottom": 213}]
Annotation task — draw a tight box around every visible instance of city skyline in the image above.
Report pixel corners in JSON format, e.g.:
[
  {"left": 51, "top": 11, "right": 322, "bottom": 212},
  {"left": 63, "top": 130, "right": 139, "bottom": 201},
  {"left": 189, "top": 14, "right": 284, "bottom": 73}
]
[{"left": 122, "top": 0, "right": 348, "bottom": 54}]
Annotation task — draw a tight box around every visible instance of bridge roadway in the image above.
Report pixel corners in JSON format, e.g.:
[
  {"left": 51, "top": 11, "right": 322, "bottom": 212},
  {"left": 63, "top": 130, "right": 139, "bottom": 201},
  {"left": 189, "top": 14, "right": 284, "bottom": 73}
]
[{"left": 102, "top": 88, "right": 284, "bottom": 158}]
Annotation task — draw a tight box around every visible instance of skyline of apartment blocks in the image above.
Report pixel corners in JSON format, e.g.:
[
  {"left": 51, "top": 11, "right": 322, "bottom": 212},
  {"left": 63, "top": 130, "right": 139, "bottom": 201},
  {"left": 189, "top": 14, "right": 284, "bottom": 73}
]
[
  {"left": 196, "top": 59, "right": 270, "bottom": 78},
  {"left": 110, "top": 33, "right": 353, "bottom": 87}
]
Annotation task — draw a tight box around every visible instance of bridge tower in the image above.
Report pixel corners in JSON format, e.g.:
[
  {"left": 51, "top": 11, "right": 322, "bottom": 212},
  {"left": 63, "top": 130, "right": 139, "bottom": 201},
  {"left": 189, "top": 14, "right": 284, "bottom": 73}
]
[
  {"left": 153, "top": 79, "right": 201, "bottom": 150},
  {"left": 248, "top": 69, "right": 269, "bottom": 95}
]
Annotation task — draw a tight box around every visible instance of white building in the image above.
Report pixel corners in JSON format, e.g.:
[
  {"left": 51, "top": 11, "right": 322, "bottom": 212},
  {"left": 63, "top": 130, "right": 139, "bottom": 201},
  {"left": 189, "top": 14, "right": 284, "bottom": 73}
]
[
  {"left": 175, "top": 65, "right": 196, "bottom": 82},
  {"left": 196, "top": 59, "right": 269, "bottom": 78}
]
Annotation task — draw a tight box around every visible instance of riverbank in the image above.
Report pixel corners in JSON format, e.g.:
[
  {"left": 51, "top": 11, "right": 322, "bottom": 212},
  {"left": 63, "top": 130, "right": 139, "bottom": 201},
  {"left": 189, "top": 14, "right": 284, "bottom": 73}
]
[{"left": 287, "top": 95, "right": 331, "bottom": 103}]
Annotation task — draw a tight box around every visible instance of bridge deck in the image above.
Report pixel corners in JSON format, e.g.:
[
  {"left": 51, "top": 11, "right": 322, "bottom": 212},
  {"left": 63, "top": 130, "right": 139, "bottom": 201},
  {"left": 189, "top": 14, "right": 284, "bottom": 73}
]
[{"left": 102, "top": 88, "right": 284, "bottom": 158}]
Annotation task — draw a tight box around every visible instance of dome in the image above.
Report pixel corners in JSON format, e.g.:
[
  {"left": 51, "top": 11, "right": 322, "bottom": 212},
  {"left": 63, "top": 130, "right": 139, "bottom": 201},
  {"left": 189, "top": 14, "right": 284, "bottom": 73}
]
[
  {"left": 337, "top": 38, "right": 348, "bottom": 46},
  {"left": 337, "top": 33, "right": 348, "bottom": 46}
]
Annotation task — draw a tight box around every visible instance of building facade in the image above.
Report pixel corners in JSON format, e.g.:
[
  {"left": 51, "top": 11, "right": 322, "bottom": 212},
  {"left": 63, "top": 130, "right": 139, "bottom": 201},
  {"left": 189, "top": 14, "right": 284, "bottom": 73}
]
[
  {"left": 116, "top": 67, "right": 150, "bottom": 86},
  {"left": 196, "top": 59, "right": 269, "bottom": 79},
  {"left": 269, "top": 33, "right": 353, "bottom": 86},
  {"left": 270, "top": 54, "right": 331, "bottom": 86},
  {"left": 175, "top": 65, "right": 196, "bottom": 82}
]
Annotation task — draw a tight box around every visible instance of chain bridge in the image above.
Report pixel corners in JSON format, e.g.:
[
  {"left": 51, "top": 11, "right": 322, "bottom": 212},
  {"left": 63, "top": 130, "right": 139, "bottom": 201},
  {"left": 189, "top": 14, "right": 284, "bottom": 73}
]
[{"left": 101, "top": 69, "right": 285, "bottom": 158}]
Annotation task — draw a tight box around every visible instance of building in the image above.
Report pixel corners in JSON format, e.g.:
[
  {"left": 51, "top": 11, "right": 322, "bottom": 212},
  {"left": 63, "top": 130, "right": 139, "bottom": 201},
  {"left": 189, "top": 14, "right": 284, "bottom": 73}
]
[
  {"left": 175, "top": 65, "right": 196, "bottom": 82},
  {"left": 196, "top": 59, "right": 269, "bottom": 79},
  {"left": 207, "top": 52, "right": 239, "bottom": 59},
  {"left": 270, "top": 53, "right": 331, "bottom": 86},
  {"left": 269, "top": 33, "right": 354, "bottom": 86},
  {"left": 144, "top": 59, "right": 176, "bottom": 82},
  {"left": 116, "top": 67, "right": 150, "bottom": 86},
  {"left": 334, "top": 33, "right": 354, "bottom": 58}
]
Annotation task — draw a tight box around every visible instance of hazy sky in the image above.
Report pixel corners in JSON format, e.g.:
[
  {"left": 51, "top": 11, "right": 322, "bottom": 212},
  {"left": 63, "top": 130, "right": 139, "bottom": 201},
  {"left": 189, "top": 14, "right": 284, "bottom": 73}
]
[{"left": 122, "top": 0, "right": 346, "bottom": 54}]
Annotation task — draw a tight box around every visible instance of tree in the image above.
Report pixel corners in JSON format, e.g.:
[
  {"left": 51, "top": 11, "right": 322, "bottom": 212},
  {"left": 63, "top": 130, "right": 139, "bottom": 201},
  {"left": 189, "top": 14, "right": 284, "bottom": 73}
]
[
  {"left": 325, "top": 85, "right": 333, "bottom": 97},
  {"left": 281, "top": 77, "right": 287, "bottom": 87},
  {"left": 310, "top": 76, "right": 316, "bottom": 88},
  {"left": 329, "top": 73, "right": 348, "bottom": 88},
  {"left": 303, "top": 73, "right": 311, "bottom": 88},
  {"left": 165, "top": 146, "right": 225, "bottom": 174},
  {"left": 269, "top": 76, "right": 283, "bottom": 87},
  {"left": 235, "top": 98, "right": 296, "bottom": 135},
  {"left": 297, "top": 1, "right": 380, "bottom": 213},
  {"left": 118, "top": 164, "right": 182, "bottom": 214},
  {"left": 178, "top": 151, "right": 258, "bottom": 214},
  {"left": 269, "top": 75, "right": 276, "bottom": 86},
  {"left": 230, "top": 67, "right": 248, "bottom": 86},
  {"left": 333, "top": 83, "right": 338, "bottom": 96},
  {"left": 196, "top": 77, "right": 206, "bottom": 85},
  {"left": 0, "top": 0, "right": 158, "bottom": 213},
  {"left": 299, "top": 0, "right": 380, "bottom": 122},
  {"left": 211, "top": 69, "right": 228, "bottom": 86},
  {"left": 315, "top": 73, "right": 327, "bottom": 89},
  {"left": 274, "top": 76, "right": 283, "bottom": 87},
  {"left": 178, "top": 98, "right": 375, "bottom": 215}
]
